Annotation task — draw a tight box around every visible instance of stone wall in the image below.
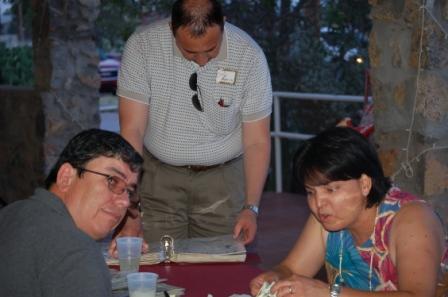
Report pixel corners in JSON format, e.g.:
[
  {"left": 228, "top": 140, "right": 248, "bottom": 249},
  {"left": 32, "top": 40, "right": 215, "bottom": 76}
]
[{"left": 369, "top": 1, "right": 448, "bottom": 224}]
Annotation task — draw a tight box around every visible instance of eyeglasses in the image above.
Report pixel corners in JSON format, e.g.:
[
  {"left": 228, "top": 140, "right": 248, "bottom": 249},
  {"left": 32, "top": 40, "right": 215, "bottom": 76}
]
[
  {"left": 77, "top": 167, "right": 138, "bottom": 203},
  {"left": 189, "top": 72, "right": 203, "bottom": 111}
]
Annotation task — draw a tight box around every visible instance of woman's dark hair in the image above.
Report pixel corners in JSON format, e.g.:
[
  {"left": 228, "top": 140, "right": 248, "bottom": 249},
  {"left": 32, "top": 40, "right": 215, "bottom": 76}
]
[
  {"left": 171, "top": 0, "right": 224, "bottom": 37},
  {"left": 293, "top": 127, "right": 391, "bottom": 208},
  {"left": 45, "top": 129, "right": 143, "bottom": 189}
]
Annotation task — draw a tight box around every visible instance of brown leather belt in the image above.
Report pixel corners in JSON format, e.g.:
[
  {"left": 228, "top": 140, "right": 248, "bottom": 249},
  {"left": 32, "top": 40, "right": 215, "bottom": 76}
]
[
  {"left": 180, "top": 155, "right": 242, "bottom": 172},
  {"left": 144, "top": 148, "right": 241, "bottom": 172},
  {"left": 182, "top": 164, "right": 221, "bottom": 172}
]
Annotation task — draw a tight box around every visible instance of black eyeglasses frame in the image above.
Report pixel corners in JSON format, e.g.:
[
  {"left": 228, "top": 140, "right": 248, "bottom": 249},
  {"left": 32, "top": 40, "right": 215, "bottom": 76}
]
[{"left": 76, "top": 167, "right": 138, "bottom": 204}]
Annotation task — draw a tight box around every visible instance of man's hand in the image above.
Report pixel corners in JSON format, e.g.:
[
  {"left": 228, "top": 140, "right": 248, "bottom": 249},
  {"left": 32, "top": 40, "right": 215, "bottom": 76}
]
[
  {"left": 233, "top": 209, "right": 257, "bottom": 244},
  {"left": 108, "top": 213, "right": 148, "bottom": 258}
]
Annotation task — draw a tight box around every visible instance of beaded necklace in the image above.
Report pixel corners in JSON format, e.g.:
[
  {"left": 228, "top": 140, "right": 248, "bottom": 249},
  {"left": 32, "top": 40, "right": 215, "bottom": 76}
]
[
  {"left": 336, "top": 206, "right": 379, "bottom": 291},
  {"left": 337, "top": 231, "right": 374, "bottom": 290}
]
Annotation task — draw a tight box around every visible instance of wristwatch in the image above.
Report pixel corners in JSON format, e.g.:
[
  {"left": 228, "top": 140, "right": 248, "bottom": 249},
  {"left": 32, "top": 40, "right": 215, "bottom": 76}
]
[
  {"left": 242, "top": 204, "right": 259, "bottom": 216},
  {"left": 329, "top": 283, "right": 342, "bottom": 297}
]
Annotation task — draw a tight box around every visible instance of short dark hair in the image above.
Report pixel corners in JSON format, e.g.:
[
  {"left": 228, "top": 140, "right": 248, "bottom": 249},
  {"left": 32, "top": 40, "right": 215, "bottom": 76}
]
[
  {"left": 171, "top": 0, "right": 224, "bottom": 37},
  {"left": 293, "top": 127, "right": 391, "bottom": 208},
  {"left": 45, "top": 129, "right": 143, "bottom": 189}
]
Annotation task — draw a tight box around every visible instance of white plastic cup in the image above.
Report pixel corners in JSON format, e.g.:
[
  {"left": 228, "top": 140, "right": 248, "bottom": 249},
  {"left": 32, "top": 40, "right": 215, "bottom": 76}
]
[
  {"left": 116, "top": 237, "right": 143, "bottom": 273},
  {"left": 127, "top": 272, "right": 158, "bottom": 297}
]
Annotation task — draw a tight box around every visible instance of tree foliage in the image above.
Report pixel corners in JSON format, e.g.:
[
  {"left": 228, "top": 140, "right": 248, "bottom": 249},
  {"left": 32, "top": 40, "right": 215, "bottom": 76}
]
[
  {"left": 0, "top": 43, "right": 33, "bottom": 86},
  {"left": 95, "top": 0, "right": 172, "bottom": 52},
  {"left": 0, "top": 0, "right": 33, "bottom": 86},
  {"left": 4, "top": 0, "right": 33, "bottom": 40}
]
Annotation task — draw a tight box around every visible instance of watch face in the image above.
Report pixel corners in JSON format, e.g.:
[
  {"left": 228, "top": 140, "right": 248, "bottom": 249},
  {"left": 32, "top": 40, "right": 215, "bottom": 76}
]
[{"left": 243, "top": 205, "right": 259, "bottom": 215}]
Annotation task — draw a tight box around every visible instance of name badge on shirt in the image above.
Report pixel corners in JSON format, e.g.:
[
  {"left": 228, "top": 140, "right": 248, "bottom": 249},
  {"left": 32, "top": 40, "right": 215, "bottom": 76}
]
[{"left": 216, "top": 69, "right": 237, "bottom": 85}]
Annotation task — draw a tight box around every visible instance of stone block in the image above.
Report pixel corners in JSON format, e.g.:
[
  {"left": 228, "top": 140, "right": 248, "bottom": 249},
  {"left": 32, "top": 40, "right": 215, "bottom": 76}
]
[
  {"left": 424, "top": 153, "right": 448, "bottom": 196},
  {"left": 416, "top": 73, "right": 448, "bottom": 122},
  {"left": 428, "top": 194, "right": 448, "bottom": 232},
  {"left": 425, "top": 21, "right": 448, "bottom": 68},
  {"left": 368, "top": 31, "right": 381, "bottom": 68},
  {"left": 378, "top": 147, "right": 400, "bottom": 177}
]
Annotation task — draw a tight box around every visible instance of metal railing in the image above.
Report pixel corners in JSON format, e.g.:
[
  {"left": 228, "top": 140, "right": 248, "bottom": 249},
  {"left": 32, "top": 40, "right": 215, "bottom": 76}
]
[
  {"left": 272, "top": 92, "right": 367, "bottom": 192},
  {"left": 100, "top": 91, "right": 367, "bottom": 193}
]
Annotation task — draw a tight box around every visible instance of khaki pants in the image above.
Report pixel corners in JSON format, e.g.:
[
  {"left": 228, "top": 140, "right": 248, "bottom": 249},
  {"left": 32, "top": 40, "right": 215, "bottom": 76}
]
[{"left": 140, "top": 149, "right": 245, "bottom": 244}]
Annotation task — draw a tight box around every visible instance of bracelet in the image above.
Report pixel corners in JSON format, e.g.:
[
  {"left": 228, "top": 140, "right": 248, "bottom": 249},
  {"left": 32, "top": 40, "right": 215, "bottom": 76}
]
[{"left": 329, "top": 283, "right": 342, "bottom": 297}]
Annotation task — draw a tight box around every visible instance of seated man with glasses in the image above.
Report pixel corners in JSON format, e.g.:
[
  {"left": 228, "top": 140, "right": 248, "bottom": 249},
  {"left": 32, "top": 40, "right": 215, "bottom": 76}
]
[
  {"left": 0, "top": 129, "right": 143, "bottom": 297},
  {"left": 117, "top": 0, "right": 272, "bottom": 247}
]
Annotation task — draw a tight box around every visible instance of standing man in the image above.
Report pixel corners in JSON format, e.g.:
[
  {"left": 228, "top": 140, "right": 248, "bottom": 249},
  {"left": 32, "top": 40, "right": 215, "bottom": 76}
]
[
  {"left": 0, "top": 129, "right": 143, "bottom": 297},
  {"left": 117, "top": 0, "right": 272, "bottom": 245}
]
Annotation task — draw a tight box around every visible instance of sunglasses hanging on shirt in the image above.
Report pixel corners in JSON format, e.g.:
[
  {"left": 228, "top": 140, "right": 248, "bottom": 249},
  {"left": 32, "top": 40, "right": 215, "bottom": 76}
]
[{"left": 189, "top": 73, "right": 203, "bottom": 112}]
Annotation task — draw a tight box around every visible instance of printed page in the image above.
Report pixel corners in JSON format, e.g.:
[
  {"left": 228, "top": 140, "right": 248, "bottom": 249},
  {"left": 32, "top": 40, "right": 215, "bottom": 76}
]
[{"left": 173, "top": 234, "right": 246, "bottom": 263}]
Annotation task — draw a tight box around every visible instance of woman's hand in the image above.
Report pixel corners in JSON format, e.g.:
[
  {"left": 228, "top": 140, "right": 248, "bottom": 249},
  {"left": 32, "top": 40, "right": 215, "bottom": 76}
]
[
  {"left": 270, "top": 274, "right": 328, "bottom": 297},
  {"left": 250, "top": 271, "right": 280, "bottom": 296}
]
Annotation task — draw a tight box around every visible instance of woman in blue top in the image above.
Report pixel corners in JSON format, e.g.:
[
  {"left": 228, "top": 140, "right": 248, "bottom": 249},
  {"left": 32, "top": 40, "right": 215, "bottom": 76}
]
[{"left": 250, "top": 127, "right": 447, "bottom": 297}]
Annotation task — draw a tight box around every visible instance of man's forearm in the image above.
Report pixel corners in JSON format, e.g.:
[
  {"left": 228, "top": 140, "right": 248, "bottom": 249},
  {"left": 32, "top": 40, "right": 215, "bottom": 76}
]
[
  {"left": 242, "top": 116, "right": 271, "bottom": 208},
  {"left": 118, "top": 96, "right": 148, "bottom": 154},
  {"left": 243, "top": 140, "right": 271, "bottom": 207},
  {"left": 120, "top": 127, "right": 144, "bottom": 155}
]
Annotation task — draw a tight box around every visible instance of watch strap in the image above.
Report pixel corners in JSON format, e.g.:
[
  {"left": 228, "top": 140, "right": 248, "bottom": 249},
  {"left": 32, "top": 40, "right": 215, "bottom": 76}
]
[{"left": 242, "top": 204, "right": 259, "bottom": 216}]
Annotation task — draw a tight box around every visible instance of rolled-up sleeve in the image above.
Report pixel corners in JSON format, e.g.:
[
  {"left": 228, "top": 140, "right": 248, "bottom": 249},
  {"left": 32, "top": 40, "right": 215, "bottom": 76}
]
[{"left": 117, "top": 33, "right": 151, "bottom": 104}]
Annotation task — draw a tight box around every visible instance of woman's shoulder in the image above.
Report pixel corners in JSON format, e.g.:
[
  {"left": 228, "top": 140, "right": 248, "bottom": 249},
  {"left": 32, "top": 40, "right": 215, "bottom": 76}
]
[
  {"left": 385, "top": 187, "right": 435, "bottom": 220},
  {"left": 391, "top": 195, "right": 444, "bottom": 243},
  {"left": 396, "top": 199, "right": 435, "bottom": 220}
]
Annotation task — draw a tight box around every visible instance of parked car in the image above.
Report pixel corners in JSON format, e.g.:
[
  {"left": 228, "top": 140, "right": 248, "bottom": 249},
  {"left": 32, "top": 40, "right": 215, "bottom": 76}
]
[{"left": 99, "top": 54, "right": 120, "bottom": 93}]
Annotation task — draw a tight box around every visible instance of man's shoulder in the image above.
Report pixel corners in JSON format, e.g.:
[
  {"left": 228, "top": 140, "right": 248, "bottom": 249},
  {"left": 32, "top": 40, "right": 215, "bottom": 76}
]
[
  {"left": 0, "top": 194, "right": 47, "bottom": 222},
  {"left": 224, "top": 22, "right": 263, "bottom": 53},
  {"left": 133, "top": 17, "right": 171, "bottom": 38},
  {"left": 0, "top": 190, "right": 86, "bottom": 243},
  {"left": 124, "top": 17, "right": 172, "bottom": 54}
]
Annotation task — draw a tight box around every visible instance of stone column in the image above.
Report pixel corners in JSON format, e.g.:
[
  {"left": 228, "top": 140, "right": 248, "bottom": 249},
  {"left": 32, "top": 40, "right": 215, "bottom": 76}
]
[
  {"left": 369, "top": 1, "right": 448, "bottom": 224},
  {"left": 37, "top": 0, "right": 101, "bottom": 172}
]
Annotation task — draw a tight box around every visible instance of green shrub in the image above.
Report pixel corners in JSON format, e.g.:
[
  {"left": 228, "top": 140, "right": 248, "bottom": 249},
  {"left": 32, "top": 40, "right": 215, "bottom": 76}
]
[{"left": 0, "top": 43, "right": 33, "bottom": 86}]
